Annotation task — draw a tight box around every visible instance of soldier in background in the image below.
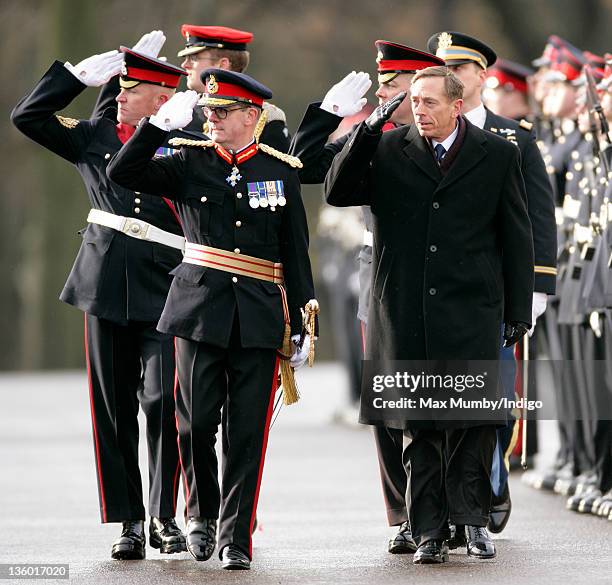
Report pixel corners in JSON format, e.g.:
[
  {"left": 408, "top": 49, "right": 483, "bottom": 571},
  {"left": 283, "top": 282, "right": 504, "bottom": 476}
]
[{"left": 178, "top": 25, "right": 290, "bottom": 151}]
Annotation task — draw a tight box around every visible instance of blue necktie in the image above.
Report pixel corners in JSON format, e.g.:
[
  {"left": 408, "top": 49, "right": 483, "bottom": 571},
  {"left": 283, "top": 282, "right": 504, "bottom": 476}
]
[{"left": 434, "top": 143, "right": 446, "bottom": 163}]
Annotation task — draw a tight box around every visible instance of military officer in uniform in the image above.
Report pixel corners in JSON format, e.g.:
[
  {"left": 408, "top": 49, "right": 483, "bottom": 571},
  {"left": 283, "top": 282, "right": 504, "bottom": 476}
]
[
  {"left": 107, "top": 69, "right": 316, "bottom": 569},
  {"left": 427, "top": 31, "right": 557, "bottom": 536},
  {"left": 325, "top": 65, "right": 533, "bottom": 563},
  {"left": 290, "top": 42, "right": 444, "bottom": 554},
  {"left": 483, "top": 58, "right": 535, "bottom": 121},
  {"left": 11, "top": 43, "right": 191, "bottom": 558},
  {"left": 178, "top": 24, "right": 290, "bottom": 151}
]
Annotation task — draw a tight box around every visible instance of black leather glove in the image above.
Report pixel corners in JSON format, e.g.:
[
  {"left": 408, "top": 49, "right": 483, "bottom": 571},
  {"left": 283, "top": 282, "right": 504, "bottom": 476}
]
[
  {"left": 503, "top": 321, "right": 530, "bottom": 347},
  {"left": 364, "top": 91, "right": 407, "bottom": 133}
]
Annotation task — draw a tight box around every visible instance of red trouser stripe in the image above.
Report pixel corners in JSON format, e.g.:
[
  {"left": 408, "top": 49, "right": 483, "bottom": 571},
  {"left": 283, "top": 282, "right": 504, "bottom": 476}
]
[
  {"left": 173, "top": 337, "right": 190, "bottom": 516},
  {"left": 248, "top": 356, "right": 280, "bottom": 557},
  {"left": 83, "top": 314, "right": 108, "bottom": 522}
]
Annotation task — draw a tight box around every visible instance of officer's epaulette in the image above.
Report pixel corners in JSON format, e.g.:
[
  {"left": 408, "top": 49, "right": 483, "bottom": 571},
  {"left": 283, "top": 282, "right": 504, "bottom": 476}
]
[
  {"left": 258, "top": 143, "right": 303, "bottom": 169},
  {"left": 56, "top": 115, "right": 79, "bottom": 129},
  {"left": 519, "top": 119, "right": 533, "bottom": 131},
  {"left": 168, "top": 137, "right": 215, "bottom": 149}
]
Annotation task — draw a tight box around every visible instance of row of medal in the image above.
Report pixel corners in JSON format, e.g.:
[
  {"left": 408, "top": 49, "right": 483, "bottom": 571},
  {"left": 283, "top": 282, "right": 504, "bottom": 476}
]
[{"left": 247, "top": 180, "right": 287, "bottom": 209}]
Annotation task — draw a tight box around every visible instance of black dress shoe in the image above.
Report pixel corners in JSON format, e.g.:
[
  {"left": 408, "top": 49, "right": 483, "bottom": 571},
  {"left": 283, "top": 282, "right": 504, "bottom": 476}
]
[
  {"left": 149, "top": 517, "right": 187, "bottom": 554},
  {"left": 388, "top": 521, "right": 417, "bottom": 554},
  {"left": 111, "top": 520, "right": 146, "bottom": 560},
  {"left": 221, "top": 544, "right": 251, "bottom": 570},
  {"left": 488, "top": 486, "right": 512, "bottom": 534},
  {"left": 186, "top": 517, "right": 217, "bottom": 561},
  {"left": 447, "top": 524, "right": 466, "bottom": 550},
  {"left": 466, "top": 525, "right": 496, "bottom": 559},
  {"left": 413, "top": 540, "right": 449, "bottom": 564}
]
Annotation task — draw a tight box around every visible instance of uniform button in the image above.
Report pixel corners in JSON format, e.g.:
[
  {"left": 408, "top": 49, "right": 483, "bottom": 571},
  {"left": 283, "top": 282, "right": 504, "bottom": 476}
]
[
  {"left": 104, "top": 153, "right": 111, "bottom": 160},
  {"left": 135, "top": 191, "right": 140, "bottom": 195},
  {"left": 429, "top": 288, "right": 437, "bottom": 296},
  {"left": 270, "top": 206, "right": 276, "bottom": 212},
  {"left": 236, "top": 192, "right": 243, "bottom": 199},
  {"left": 429, "top": 245, "right": 437, "bottom": 252},
  {"left": 432, "top": 202, "right": 440, "bottom": 209},
  {"left": 201, "top": 196, "right": 207, "bottom": 202},
  {"left": 134, "top": 207, "right": 140, "bottom": 214},
  {"left": 232, "top": 276, "right": 238, "bottom": 283},
  {"left": 234, "top": 248, "right": 240, "bottom": 254},
  {"left": 235, "top": 220, "right": 242, "bottom": 227},
  {"left": 134, "top": 198, "right": 141, "bottom": 204}
]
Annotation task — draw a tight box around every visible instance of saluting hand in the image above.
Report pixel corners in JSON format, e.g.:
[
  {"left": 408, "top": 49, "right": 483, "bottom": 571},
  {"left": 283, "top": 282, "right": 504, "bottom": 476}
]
[
  {"left": 320, "top": 71, "right": 372, "bottom": 117},
  {"left": 365, "top": 91, "right": 407, "bottom": 133},
  {"left": 65, "top": 50, "right": 124, "bottom": 87},
  {"left": 132, "top": 30, "right": 166, "bottom": 58},
  {"left": 149, "top": 90, "right": 199, "bottom": 131}
]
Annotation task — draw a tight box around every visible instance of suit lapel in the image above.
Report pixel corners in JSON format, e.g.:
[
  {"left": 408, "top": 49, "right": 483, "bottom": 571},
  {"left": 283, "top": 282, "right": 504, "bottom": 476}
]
[
  {"left": 436, "top": 121, "right": 488, "bottom": 192},
  {"left": 402, "top": 124, "right": 443, "bottom": 183}
]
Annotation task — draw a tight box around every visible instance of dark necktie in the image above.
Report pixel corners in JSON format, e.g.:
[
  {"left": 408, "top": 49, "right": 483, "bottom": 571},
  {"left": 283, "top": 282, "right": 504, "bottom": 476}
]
[{"left": 434, "top": 143, "right": 446, "bottom": 163}]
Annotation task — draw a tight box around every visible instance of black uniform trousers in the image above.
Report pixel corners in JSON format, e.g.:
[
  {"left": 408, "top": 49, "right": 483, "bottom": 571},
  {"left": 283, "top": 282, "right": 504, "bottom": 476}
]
[
  {"left": 175, "top": 318, "right": 279, "bottom": 560},
  {"left": 403, "top": 426, "right": 497, "bottom": 545},
  {"left": 84, "top": 314, "right": 180, "bottom": 523}
]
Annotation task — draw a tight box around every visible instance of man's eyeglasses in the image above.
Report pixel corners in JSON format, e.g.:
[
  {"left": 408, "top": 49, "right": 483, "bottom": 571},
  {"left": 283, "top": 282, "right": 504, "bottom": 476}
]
[
  {"left": 185, "top": 53, "right": 218, "bottom": 65},
  {"left": 202, "top": 106, "right": 248, "bottom": 120}
]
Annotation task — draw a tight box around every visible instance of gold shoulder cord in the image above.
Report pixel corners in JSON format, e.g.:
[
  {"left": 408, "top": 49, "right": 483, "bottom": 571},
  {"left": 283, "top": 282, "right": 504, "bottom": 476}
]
[
  {"left": 258, "top": 143, "right": 303, "bottom": 168},
  {"left": 168, "top": 138, "right": 215, "bottom": 149}
]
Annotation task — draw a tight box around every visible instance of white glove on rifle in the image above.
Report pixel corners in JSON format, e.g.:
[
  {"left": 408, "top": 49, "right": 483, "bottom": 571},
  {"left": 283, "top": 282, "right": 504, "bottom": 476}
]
[
  {"left": 320, "top": 71, "right": 371, "bottom": 117},
  {"left": 529, "top": 292, "right": 548, "bottom": 336},
  {"left": 149, "top": 91, "right": 199, "bottom": 131},
  {"left": 65, "top": 50, "right": 124, "bottom": 87},
  {"left": 132, "top": 30, "right": 166, "bottom": 58},
  {"left": 290, "top": 334, "right": 311, "bottom": 370}
]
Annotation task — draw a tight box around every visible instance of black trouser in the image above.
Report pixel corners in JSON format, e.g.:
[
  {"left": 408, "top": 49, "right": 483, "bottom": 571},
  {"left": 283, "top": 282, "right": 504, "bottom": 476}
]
[
  {"left": 402, "top": 426, "right": 497, "bottom": 545},
  {"left": 175, "top": 322, "right": 279, "bottom": 560},
  {"left": 84, "top": 314, "right": 180, "bottom": 523},
  {"left": 372, "top": 425, "right": 407, "bottom": 526}
]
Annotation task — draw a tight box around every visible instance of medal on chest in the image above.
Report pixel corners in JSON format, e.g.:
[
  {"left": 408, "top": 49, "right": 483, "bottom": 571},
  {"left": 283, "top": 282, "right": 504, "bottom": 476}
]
[
  {"left": 226, "top": 165, "right": 242, "bottom": 187},
  {"left": 247, "top": 180, "right": 287, "bottom": 210}
]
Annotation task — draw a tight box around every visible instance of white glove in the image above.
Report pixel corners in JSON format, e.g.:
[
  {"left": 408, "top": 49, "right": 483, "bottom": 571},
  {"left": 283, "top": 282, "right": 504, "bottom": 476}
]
[
  {"left": 65, "top": 50, "right": 124, "bottom": 87},
  {"left": 289, "top": 334, "right": 311, "bottom": 370},
  {"left": 132, "top": 30, "right": 166, "bottom": 58},
  {"left": 149, "top": 91, "right": 199, "bottom": 131},
  {"left": 529, "top": 292, "right": 548, "bottom": 336},
  {"left": 320, "top": 71, "right": 371, "bottom": 117}
]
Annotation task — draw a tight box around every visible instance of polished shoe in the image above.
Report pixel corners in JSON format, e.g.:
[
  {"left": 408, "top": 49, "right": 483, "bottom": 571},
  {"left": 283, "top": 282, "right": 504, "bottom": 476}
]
[
  {"left": 488, "top": 486, "right": 512, "bottom": 534},
  {"left": 446, "top": 524, "right": 466, "bottom": 550},
  {"left": 413, "top": 540, "right": 449, "bottom": 564},
  {"left": 466, "top": 525, "right": 496, "bottom": 559},
  {"left": 111, "top": 520, "right": 146, "bottom": 560},
  {"left": 149, "top": 517, "right": 186, "bottom": 554},
  {"left": 186, "top": 517, "right": 217, "bottom": 561},
  {"left": 221, "top": 544, "right": 251, "bottom": 570},
  {"left": 388, "top": 521, "right": 417, "bottom": 554}
]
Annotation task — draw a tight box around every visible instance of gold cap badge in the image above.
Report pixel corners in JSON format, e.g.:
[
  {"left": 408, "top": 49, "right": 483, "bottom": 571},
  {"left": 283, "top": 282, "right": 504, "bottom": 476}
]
[
  {"left": 121, "top": 62, "right": 128, "bottom": 76},
  {"left": 207, "top": 74, "right": 219, "bottom": 94},
  {"left": 437, "top": 32, "right": 453, "bottom": 54}
]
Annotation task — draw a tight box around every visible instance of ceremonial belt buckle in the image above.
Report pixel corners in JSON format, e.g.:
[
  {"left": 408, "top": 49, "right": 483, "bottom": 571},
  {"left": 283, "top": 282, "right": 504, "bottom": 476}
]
[{"left": 121, "top": 217, "right": 150, "bottom": 240}]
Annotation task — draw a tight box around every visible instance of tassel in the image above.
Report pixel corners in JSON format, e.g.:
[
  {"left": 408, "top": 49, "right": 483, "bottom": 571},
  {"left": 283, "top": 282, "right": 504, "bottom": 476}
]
[
  {"left": 279, "top": 322, "right": 299, "bottom": 405},
  {"left": 254, "top": 109, "right": 268, "bottom": 144},
  {"left": 304, "top": 299, "right": 320, "bottom": 367}
]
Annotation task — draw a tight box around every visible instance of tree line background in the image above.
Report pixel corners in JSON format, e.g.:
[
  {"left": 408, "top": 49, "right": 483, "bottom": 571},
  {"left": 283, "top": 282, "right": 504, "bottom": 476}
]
[{"left": 2, "top": 0, "right": 611, "bottom": 370}]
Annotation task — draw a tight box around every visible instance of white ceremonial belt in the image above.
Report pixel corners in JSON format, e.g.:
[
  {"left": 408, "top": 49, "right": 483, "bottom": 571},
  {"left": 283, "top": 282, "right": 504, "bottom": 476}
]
[
  {"left": 87, "top": 209, "right": 185, "bottom": 252},
  {"left": 363, "top": 230, "right": 373, "bottom": 247}
]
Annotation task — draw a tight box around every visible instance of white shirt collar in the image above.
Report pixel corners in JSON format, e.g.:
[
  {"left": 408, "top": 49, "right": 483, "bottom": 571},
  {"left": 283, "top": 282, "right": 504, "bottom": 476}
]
[
  {"left": 463, "top": 102, "right": 487, "bottom": 129},
  {"left": 431, "top": 121, "right": 460, "bottom": 154}
]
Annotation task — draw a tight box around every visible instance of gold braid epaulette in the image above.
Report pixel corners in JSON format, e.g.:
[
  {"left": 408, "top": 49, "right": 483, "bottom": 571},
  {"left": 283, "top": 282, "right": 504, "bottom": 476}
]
[
  {"left": 168, "top": 137, "right": 215, "bottom": 148},
  {"left": 56, "top": 115, "right": 79, "bottom": 129},
  {"left": 258, "top": 143, "right": 303, "bottom": 169}
]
